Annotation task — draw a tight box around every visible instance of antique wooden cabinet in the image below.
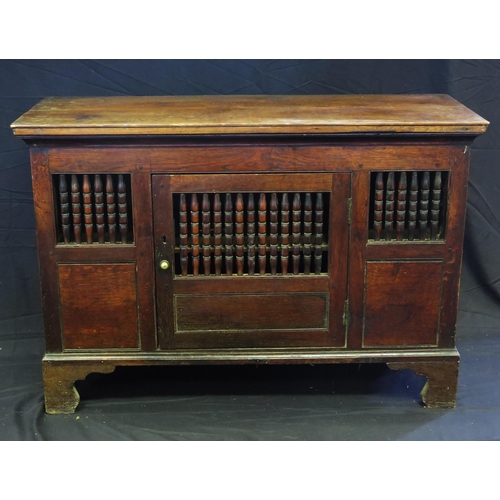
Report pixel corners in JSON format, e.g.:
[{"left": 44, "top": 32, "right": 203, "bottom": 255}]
[{"left": 11, "top": 95, "right": 488, "bottom": 413}]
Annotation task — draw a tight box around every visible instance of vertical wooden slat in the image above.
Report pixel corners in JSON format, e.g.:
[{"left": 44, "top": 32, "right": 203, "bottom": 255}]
[
  {"left": 202, "top": 194, "right": 211, "bottom": 276},
  {"left": 419, "top": 171, "right": 430, "bottom": 240},
  {"left": 384, "top": 172, "right": 395, "bottom": 241},
  {"left": 179, "top": 194, "right": 188, "bottom": 276},
  {"left": 214, "top": 193, "right": 222, "bottom": 276},
  {"left": 314, "top": 193, "right": 324, "bottom": 274},
  {"left": 70, "top": 174, "right": 81, "bottom": 244},
  {"left": 303, "top": 193, "right": 313, "bottom": 275},
  {"left": 59, "top": 175, "right": 70, "bottom": 243},
  {"left": 224, "top": 194, "right": 234, "bottom": 276},
  {"left": 235, "top": 193, "right": 245, "bottom": 276},
  {"left": 94, "top": 174, "right": 105, "bottom": 244},
  {"left": 117, "top": 174, "right": 128, "bottom": 244},
  {"left": 191, "top": 194, "right": 200, "bottom": 276},
  {"left": 373, "top": 172, "right": 384, "bottom": 241},
  {"left": 408, "top": 172, "right": 418, "bottom": 241},
  {"left": 247, "top": 194, "right": 256, "bottom": 276},
  {"left": 292, "top": 193, "right": 301, "bottom": 275},
  {"left": 269, "top": 193, "right": 278, "bottom": 275},
  {"left": 430, "top": 172, "right": 442, "bottom": 241},
  {"left": 280, "top": 193, "right": 290, "bottom": 276},
  {"left": 106, "top": 175, "right": 116, "bottom": 244},
  {"left": 396, "top": 172, "right": 407, "bottom": 241},
  {"left": 258, "top": 193, "right": 267, "bottom": 275},
  {"left": 82, "top": 174, "right": 93, "bottom": 244}
]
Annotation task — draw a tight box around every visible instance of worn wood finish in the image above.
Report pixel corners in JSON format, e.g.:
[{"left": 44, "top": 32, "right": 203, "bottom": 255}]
[
  {"left": 12, "top": 95, "right": 488, "bottom": 412},
  {"left": 59, "top": 263, "right": 139, "bottom": 349},
  {"left": 11, "top": 95, "right": 488, "bottom": 136},
  {"left": 387, "top": 359, "right": 460, "bottom": 408}
]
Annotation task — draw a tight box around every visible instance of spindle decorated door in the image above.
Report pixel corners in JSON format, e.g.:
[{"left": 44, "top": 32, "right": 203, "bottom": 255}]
[{"left": 153, "top": 173, "right": 351, "bottom": 349}]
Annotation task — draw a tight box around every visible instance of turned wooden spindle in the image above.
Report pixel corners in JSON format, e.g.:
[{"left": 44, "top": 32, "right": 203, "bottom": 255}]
[
  {"left": 373, "top": 172, "right": 384, "bottom": 241},
  {"left": 224, "top": 194, "right": 234, "bottom": 276},
  {"left": 94, "top": 175, "right": 105, "bottom": 244},
  {"left": 179, "top": 194, "right": 188, "bottom": 276},
  {"left": 202, "top": 194, "right": 211, "bottom": 276},
  {"left": 70, "top": 175, "right": 82, "bottom": 244},
  {"left": 258, "top": 193, "right": 267, "bottom": 275},
  {"left": 269, "top": 193, "right": 278, "bottom": 275},
  {"left": 314, "top": 193, "right": 323, "bottom": 274},
  {"left": 384, "top": 172, "right": 395, "bottom": 242},
  {"left": 117, "top": 174, "right": 128, "bottom": 244},
  {"left": 430, "top": 172, "right": 442, "bottom": 241},
  {"left": 59, "top": 175, "right": 70, "bottom": 243},
  {"left": 235, "top": 193, "right": 245, "bottom": 276},
  {"left": 82, "top": 174, "right": 93, "bottom": 244},
  {"left": 214, "top": 194, "right": 222, "bottom": 276},
  {"left": 292, "top": 193, "right": 301, "bottom": 275},
  {"left": 280, "top": 193, "right": 290, "bottom": 276},
  {"left": 191, "top": 194, "right": 200, "bottom": 276},
  {"left": 303, "top": 193, "right": 313, "bottom": 275},
  {"left": 408, "top": 172, "right": 418, "bottom": 241},
  {"left": 396, "top": 172, "right": 407, "bottom": 241},
  {"left": 247, "top": 194, "right": 256, "bottom": 276},
  {"left": 105, "top": 175, "right": 116, "bottom": 244},
  {"left": 419, "top": 171, "right": 430, "bottom": 241}
]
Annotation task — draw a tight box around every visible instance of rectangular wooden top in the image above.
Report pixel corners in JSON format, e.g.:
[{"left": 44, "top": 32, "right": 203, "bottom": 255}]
[{"left": 11, "top": 94, "right": 489, "bottom": 137}]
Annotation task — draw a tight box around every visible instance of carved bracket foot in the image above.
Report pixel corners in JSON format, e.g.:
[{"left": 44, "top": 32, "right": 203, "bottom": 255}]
[
  {"left": 387, "top": 359, "right": 459, "bottom": 408},
  {"left": 42, "top": 360, "right": 116, "bottom": 414}
]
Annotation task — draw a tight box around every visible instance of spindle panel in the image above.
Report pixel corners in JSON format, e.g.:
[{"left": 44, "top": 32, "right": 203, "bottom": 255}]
[
  {"left": 368, "top": 171, "right": 449, "bottom": 243},
  {"left": 54, "top": 174, "right": 134, "bottom": 245}
]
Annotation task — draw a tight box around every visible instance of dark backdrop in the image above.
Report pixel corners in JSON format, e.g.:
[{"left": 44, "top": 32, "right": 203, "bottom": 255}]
[{"left": 1, "top": 60, "right": 499, "bottom": 440}]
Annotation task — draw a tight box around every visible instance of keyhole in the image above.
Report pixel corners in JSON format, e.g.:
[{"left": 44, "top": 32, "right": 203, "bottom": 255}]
[{"left": 162, "top": 235, "right": 167, "bottom": 244}]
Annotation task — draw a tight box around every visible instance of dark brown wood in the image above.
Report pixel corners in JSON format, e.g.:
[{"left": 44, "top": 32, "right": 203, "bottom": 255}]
[
  {"left": 117, "top": 174, "right": 128, "bottom": 244},
  {"left": 247, "top": 194, "right": 256, "bottom": 276},
  {"left": 214, "top": 193, "right": 222, "bottom": 276},
  {"left": 408, "top": 172, "right": 418, "bottom": 241},
  {"left": 202, "top": 194, "right": 211, "bottom": 276},
  {"left": 105, "top": 174, "right": 116, "bottom": 244},
  {"left": 258, "top": 193, "right": 267, "bottom": 275},
  {"left": 419, "top": 172, "right": 430, "bottom": 240},
  {"left": 280, "top": 193, "right": 290, "bottom": 275},
  {"left": 70, "top": 174, "right": 82, "bottom": 244},
  {"left": 292, "top": 193, "right": 301, "bottom": 275},
  {"left": 58, "top": 174, "right": 71, "bottom": 243},
  {"left": 42, "top": 359, "right": 116, "bottom": 414},
  {"left": 224, "top": 194, "right": 233, "bottom": 276},
  {"left": 191, "top": 194, "right": 200, "bottom": 276},
  {"left": 384, "top": 172, "right": 395, "bottom": 241},
  {"left": 431, "top": 172, "right": 442, "bottom": 240},
  {"left": 175, "top": 293, "right": 328, "bottom": 333},
  {"left": 396, "top": 172, "right": 407, "bottom": 241},
  {"left": 82, "top": 174, "right": 93, "bottom": 244},
  {"left": 363, "top": 261, "right": 443, "bottom": 347},
  {"left": 179, "top": 194, "right": 188, "bottom": 276},
  {"left": 94, "top": 174, "right": 105, "bottom": 244},
  {"left": 59, "top": 263, "right": 139, "bottom": 349},
  {"left": 314, "top": 193, "right": 324, "bottom": 274},
  {"left": 12, "top": 95, "right": 488, "bottom": 412},
  {"left": 387, "top": 359, "right": 459, "bottom": 408},
  {"left": 303, "top": 193, "right": 313, "bottom": 275},
  {"left": 373, "top": 172, "right": 384, "bottom": 241}
]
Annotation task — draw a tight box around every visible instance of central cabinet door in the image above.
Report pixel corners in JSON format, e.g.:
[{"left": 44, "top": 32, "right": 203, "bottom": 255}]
[{"left": 153, "top": 173, "right": 350, "bottom": 349}]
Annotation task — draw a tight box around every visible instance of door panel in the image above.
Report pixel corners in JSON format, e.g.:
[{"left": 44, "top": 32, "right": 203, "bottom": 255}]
[{"left": 153, "top": 173, "right": 350, "bottom": 349}]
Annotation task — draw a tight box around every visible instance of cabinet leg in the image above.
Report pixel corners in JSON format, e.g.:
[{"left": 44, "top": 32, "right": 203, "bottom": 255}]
[
  {"left": 387, "top": 359, "right": 459, "bottom": 408},
  {"left": 42, "top": 360, "right": 116, "bottom": 414}
]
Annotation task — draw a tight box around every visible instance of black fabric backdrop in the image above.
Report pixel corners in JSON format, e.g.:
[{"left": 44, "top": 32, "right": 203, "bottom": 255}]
[{"left": 1, "top": 59, "right": 499, "bottom": 440}]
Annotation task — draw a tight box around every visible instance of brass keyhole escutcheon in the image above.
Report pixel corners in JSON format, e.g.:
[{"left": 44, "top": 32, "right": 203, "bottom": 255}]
[{"left": 159, "top": 260, "right": 170, "bottom": 270}]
